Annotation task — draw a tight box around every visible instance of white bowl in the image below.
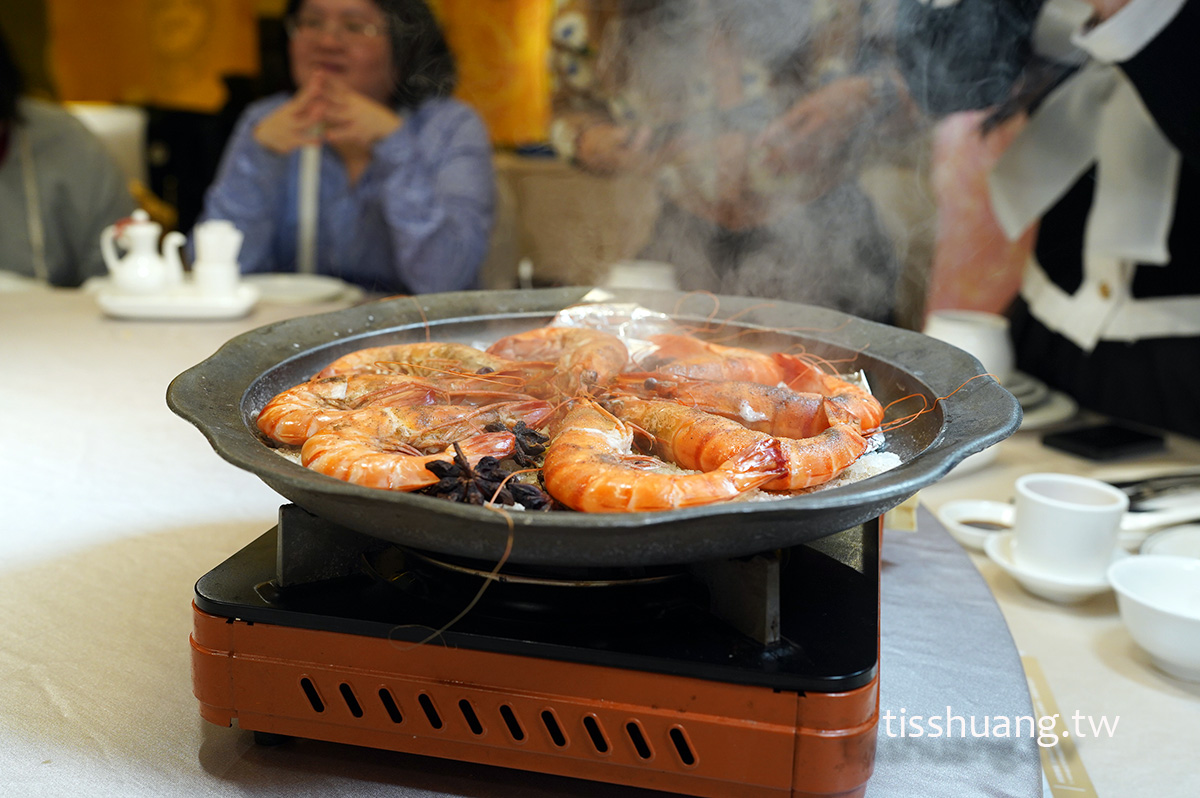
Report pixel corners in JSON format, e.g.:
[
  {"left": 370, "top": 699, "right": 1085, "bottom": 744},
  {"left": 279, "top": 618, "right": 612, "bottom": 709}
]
[
  {"left": 1108, "top": 555, "right": 1200, "bottom": 682},
  {"left": 1141, "top": 525, "right": 1200, "bottom": 558},
  {"left": 936, "top": 499, "right": 1013, "bottom": 550},
  {"left": 985, "top": 532, "right": 1122, "bottom": 603}
]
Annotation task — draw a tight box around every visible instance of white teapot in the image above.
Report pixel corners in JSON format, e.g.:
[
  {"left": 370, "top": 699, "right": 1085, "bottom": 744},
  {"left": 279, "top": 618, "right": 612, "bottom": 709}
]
[{"left": 100, "top": 209, "right": 186, "bottom": 294}]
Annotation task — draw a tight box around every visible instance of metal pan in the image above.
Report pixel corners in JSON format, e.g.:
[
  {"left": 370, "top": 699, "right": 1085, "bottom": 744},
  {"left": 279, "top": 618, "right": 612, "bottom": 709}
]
[{"left": 167, "top": 287, "right": 1021, "bottom": 567}]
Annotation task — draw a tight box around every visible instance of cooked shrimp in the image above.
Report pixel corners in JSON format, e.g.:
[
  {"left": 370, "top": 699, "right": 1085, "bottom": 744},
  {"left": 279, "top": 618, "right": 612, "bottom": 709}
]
[
  {"left": 773, "top": 354, "right": 885, "bottom": 431},
  {"left": 639, "top": 334, "right": 786, "bottom": 384},
  {"left": 540, "top": 402, "right": 786, "bottom": 512},
  {"left": 257, "top": 373, "right": 448, "bottom": 446},
  {"left": 313, "top": 400, "right": 554, "bottom": 454},
  {"left": 486, "top": 326, "right": 629, "bottom": 396},
  {"left": 605, "top": 396, "right": 868, "bottom": 491},
  {"left": 302, "top": 430, "right": 517, "bottom": 491},
  {"left": 617, "top": 374, "right": 851, "bottom": 439},
  {"left": 300, "top": 400, "right": 554, "bottom": 490},
  {"left": 315, "top": 342, "right": 552, "bottom": 385}
]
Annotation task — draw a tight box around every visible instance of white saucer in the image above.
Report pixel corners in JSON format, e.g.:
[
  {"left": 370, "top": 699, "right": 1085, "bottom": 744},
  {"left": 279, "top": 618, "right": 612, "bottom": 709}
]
[
  {"left": 985, "top": 532, "right": 1124, "bottom": 603},
  {"left": 1019, "top": 390, "right": 1078, "bottom": 431},
  {"left": 942, "top": 446, "right": 1000, "bottom": 481},
  {"left": 936, "top": 499, "right": 1013, "bottom": 551},
  {"left": 242, "top": 273, "right": 361, "bottom": 304},
  {"left": 96, "top": 284, "right": 259, "bottom": 320},
  {"left": 1141, "top": 524, "right": 1200, "bottom": 558}
]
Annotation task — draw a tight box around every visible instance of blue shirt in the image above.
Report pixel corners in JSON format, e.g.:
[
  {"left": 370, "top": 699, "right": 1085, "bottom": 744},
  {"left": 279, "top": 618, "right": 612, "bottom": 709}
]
[{"left": 196, "top": 94, "right": 495, "bottom": 294}]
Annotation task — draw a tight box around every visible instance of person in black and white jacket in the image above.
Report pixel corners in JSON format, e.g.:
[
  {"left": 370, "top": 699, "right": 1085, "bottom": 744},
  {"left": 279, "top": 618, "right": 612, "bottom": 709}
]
[{"left": 896, "top": 0, "right": 1200, "bottom": 438}]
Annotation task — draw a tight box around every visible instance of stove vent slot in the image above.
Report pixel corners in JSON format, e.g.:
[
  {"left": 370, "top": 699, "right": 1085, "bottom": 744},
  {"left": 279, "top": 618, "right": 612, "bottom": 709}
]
[
  {"left": 498, "top": 704, "right": 525, "bottom": 741},
  {"left": 378, "top": 689, "right": 404, "bottom": 724},
  {"left": 582, "top": 715, "right": 609, "bottom": 754},
  {"left": 540, "top": 709, "right": 568, "bottom": 747},
  {"left": 625, "top": 721, "right": 653, "bottom": 759},
  {"left": 417, "top": 692, "right": 444, "bottom": 730},
  {"left": 669, "top": 726, "right": 696, "bottom": 766},
  {"left": 338, "top": 683, "right": 364, "bottom": 718},
  {"left": 458, "top": 699, "right": 485, "bottom": 736},
  {"left": 299, "top": 678, "right": 325, "bottom": 713}
]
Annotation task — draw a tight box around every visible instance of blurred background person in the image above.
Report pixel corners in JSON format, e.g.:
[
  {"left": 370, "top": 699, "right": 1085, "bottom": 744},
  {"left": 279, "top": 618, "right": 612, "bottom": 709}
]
[
  {"left": 195, "top": 0, "right": 494, "bottom": 295},
  {"left": 897, "top": 0, "right": 1200, "bottom": 437},
  {"left": 549, "top": 0, "right": 925, "bottom": 324},
  {"left": 0, "top": 28, "right": 136, "bottom": 287}
]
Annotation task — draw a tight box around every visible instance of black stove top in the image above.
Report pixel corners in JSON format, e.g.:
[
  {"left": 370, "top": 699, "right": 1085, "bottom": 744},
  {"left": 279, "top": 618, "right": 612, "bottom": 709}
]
[{"left": 196, "top": 508, "right": 879, "bottom": 693}]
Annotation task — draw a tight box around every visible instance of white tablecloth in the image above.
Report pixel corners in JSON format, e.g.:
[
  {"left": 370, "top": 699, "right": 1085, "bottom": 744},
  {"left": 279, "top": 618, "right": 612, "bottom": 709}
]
[{"left": 1, "top": 288, "right": 1194, "bottom": 797}]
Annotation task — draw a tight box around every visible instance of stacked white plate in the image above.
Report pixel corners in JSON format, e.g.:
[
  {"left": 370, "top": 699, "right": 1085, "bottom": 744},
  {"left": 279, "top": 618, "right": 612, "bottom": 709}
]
[{"left": 1004, "top": 372, "right": 1078, "bottom": 430}]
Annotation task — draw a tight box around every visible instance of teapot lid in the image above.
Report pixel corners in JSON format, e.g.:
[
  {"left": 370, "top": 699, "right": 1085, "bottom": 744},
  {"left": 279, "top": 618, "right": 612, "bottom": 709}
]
[{"left": 120, "top": 209, "right": 160, "bottom": 237}]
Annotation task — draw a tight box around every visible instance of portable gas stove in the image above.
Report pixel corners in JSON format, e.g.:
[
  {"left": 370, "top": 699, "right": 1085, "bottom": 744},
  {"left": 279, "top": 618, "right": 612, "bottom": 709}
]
[
  {"left": 174, "top": 288, "right": 1022, "bottom": 798},
  {"left": 192, "top": 504, "right": 881, "bottom": 798}
]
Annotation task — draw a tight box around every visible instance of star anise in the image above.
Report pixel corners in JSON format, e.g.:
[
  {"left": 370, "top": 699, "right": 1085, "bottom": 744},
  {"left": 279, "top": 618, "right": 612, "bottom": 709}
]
[
  {"left": 422, "top": 441, "right": 552, "bottom": 509},
  {"left": 485, "top": 420, "right": 549, "bottom": 468}
]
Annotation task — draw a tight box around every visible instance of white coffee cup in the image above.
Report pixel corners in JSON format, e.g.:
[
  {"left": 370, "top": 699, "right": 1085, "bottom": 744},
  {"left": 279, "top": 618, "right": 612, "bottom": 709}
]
[
  {"left": 1012, "top": 473, "right": 1129, "bottom": 581},
  {"left": 923, "top": 309, "right": 1015, "bottom": 385},
  {"left": 604, "top": 260, "right": 679, "bottom": 291}
]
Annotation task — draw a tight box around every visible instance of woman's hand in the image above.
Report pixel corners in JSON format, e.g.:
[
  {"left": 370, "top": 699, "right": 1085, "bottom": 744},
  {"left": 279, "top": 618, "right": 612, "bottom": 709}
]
[
  {"left": 1081, "top": 0, "right": 1131, "bottom": 22},
  {"left": 252, "top": 71, "right": 402, "bottom": 172},
  {"left": 318, "top": 75, "right": 403, "bottom": 165},
  {"left": 253, "top": 74, "right": 329, "bottom": 154}
]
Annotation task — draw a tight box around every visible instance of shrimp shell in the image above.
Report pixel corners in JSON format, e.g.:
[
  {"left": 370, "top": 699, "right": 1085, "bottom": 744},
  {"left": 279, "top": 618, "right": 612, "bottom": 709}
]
[
  {"left": 639, "top": 334, "right": 786, "bottom": 384},
  {"left": 486, "top": 326, "right": 630, "bottom": 396},
  {"left": 541, "top": 402, "right": 786, "bottom": 512},
  {"left": 315, "top": 342, "right": 552, "bottom": 384},
  {"left": 257, "top": 373, "right": 447, "bottom": 446},
  {"left": 617, "top": 374, "right": 849, "bottom": 439},
  {"left": 300, "top": 400, "right": 554, "bottom": 490},
  {"left": 605, "top": 396, "right": 868, "bottom": 491},
  {"left": 303, "top": 431, "right": 517, "bottom": 491},
  {"left": 773, "top": 354, "right": 885, "bottom": 431}
]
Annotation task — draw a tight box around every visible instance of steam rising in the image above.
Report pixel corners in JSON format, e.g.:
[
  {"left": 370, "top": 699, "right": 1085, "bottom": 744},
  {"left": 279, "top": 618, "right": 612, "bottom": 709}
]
[{"left": 560, "top": 0, "right": 940, "bottom": 326}]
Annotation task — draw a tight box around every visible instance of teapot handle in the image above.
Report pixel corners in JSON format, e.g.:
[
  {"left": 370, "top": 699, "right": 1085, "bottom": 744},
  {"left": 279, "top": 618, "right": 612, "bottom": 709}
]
[
  {"left": 99, "top": 224, "right": 121, "bottom": 274},
  {"left": 162, "top": 231, "right": 187, "bottom": 285}
]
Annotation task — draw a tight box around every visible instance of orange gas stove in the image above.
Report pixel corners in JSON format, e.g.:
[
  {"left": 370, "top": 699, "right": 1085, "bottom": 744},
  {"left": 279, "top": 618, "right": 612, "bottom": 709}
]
[{"left": 191, "top": 505, "right": 880, "bottom": 798}]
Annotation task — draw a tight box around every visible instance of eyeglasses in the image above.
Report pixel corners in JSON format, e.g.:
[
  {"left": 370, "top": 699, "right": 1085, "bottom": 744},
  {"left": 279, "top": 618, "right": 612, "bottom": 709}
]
[{"left": 286, "top": 14, "right": 387, "bottom": 42}]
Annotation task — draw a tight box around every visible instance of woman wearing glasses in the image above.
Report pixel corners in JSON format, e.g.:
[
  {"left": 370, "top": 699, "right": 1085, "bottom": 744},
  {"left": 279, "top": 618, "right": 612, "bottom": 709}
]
[{"left": 195, "top": 0, "right": 494, "bottom": 295}]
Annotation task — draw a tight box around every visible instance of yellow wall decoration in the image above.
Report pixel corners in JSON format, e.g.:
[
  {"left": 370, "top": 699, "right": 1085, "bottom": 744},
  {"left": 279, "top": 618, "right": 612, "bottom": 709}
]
[
  {"left": 48, "top": 0, "right": 259, "bottom": 113},
  {"left": 430, "top": 0, "right": 552, "bottom": 147}
]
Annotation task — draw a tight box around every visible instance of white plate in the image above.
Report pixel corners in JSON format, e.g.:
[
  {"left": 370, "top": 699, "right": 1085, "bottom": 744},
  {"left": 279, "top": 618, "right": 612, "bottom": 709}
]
[
  {"left": 0, "top": 272, "right": 50, "bottom": 292},
  {"left": 242, "top": 273, "right": 360, "bottom": 304},
  {"left": 936, "top": 499, "right": 1013, "bottom": 551},
  {"left": 1019, "top": 390, "right": 1078, "bottom": 431},
  {"left": 985, "top": 532, "right": 1125, "bottom": 603},
  {"left": 96, "top": 284, "right": 259, "bottom": 320},
  {"left": 1141, "top": 525, "right": 1200, "bottom": 558}
]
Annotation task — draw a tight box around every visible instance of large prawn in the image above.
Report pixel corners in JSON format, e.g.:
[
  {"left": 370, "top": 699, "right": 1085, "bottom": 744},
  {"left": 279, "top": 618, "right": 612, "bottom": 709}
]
[
  {"left": 638, "top": 333, "right": 786, "bottom": 384},
  {"left": 314, "top": 342, "right": 556, "bottom": 392},
  {"left": 540, "top": 402, "right": 786, "bottom": 512},
  {"left": 773, "top": 354, "right": 884, "bottom": 431},
  {"left": 486, "top": 326, "right": 629, "bottom": 396},
  {"left": 614, "top": 374, "right": 855, "bottom": 439},
  {"left": 639, "top": 333, "right": 884, "bottom": 431},
  {"left": 604, "top": 396, "right": 868, "bottom": 491},
  {"left": 301, "top": 400, "right": 555, "bottom": 491},
  {"left": 257, "top": 373, "right": 449, "bottom": 446}
]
